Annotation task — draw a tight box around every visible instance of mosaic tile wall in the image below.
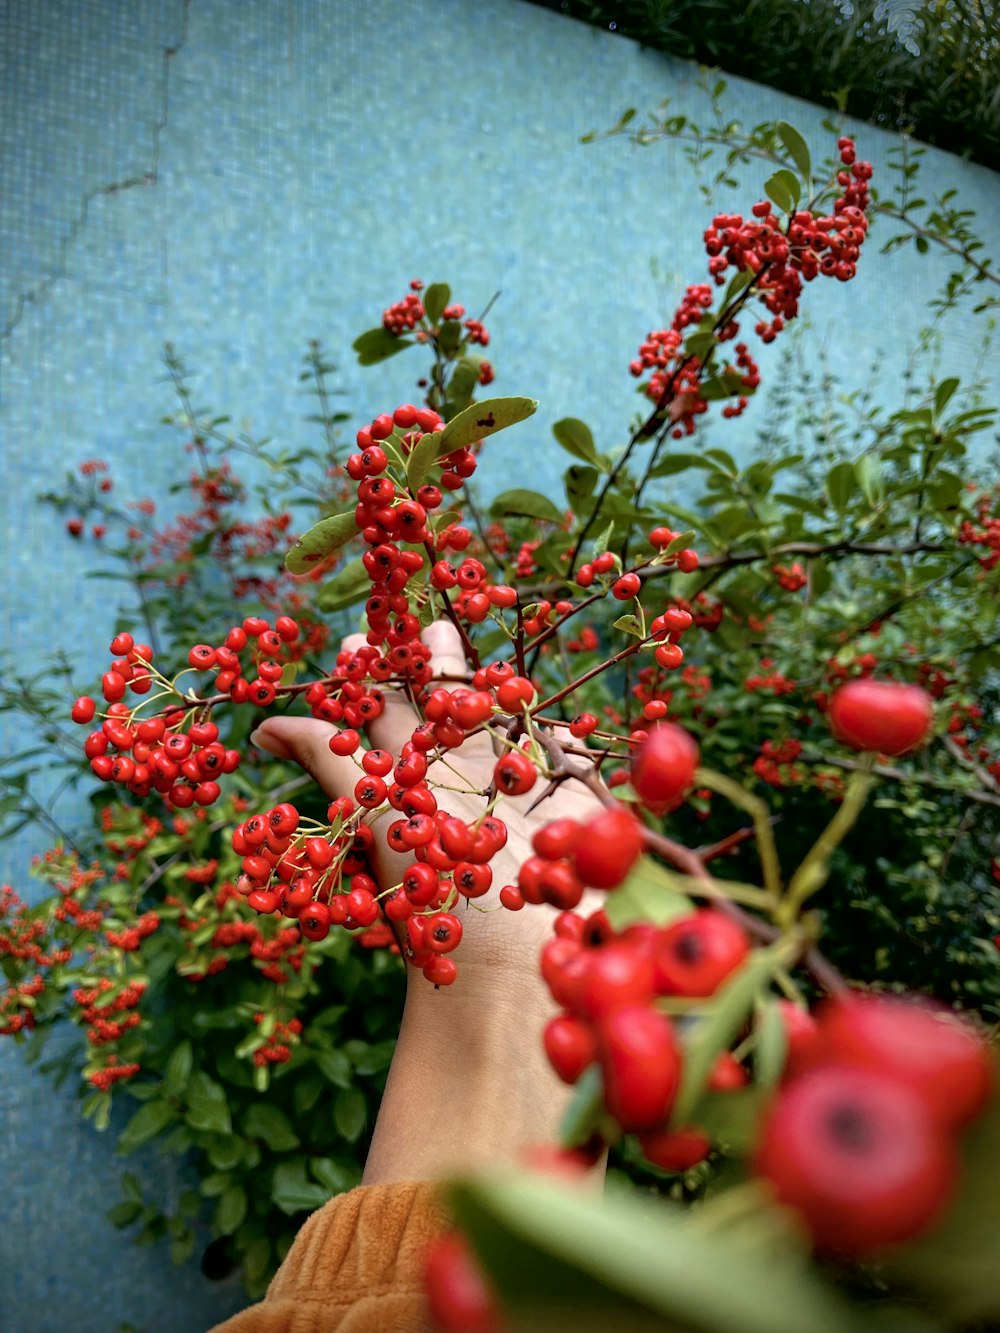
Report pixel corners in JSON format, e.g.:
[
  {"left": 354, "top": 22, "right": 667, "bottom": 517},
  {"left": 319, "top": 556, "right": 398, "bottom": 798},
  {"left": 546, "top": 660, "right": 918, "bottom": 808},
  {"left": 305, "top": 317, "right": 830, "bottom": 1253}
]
[{"left": 1, "top": 1, "right": 997, "bottom": 1328}]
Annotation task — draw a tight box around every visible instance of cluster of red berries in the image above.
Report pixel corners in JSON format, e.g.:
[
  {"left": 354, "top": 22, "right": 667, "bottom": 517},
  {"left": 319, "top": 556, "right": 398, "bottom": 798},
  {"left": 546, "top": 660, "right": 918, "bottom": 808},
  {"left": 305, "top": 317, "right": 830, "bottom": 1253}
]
[
  {"left": 0, "top": 968, "right": 43, "bottom": 1035},
  {"left": 87, "top": 1055, "right": 143, "bottom": 1091},
  {"left": 772, "top": 560, "right": 807, "bottom": 591},
  {"left": 73, "top": 621, "right": 320, "bottom": 809},
  {"left": 629, "top": 136, "right": 871, "bottom": 440},
  {"left": 250, "top": 1013, "right": 303, "bottom": 1067},
  {"left": 73, "top": 977, "right": 146, "bottom": 1050},
  {"left": 541, "top": 902, "right": 750, "bottom": 1154},
  {"left": 753, "top": 737, "right": 805, "bottom": 788},
  {"left": 755, "top": 993, "right": 993, "bottom": 1256},
  {"left": 104, "top": 910, "right": 159, "bottom": 952},
  {"left": 382, "top": 281, "right": 493, "bottom": 358},
  {"left": 958, "top": 485, "right": 1000, "bottom": 571}
]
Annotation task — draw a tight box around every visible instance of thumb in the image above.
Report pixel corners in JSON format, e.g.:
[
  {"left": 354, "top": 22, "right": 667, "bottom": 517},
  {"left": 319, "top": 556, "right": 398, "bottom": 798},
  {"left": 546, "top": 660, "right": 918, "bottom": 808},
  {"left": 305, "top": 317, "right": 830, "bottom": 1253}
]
[{"left": 250, "top": 716, "right": 361, "bottom": 802}]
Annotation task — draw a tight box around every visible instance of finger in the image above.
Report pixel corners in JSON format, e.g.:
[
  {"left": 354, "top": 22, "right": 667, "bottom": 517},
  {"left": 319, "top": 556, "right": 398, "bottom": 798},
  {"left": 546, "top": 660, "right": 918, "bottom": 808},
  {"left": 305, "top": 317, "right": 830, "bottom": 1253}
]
[
  {"left": 421, "top": 620, "right": 498, "bottom": 759},
  {"left": 250, "top": 717, "right": 361, "bottom": 802},
  {"left": 422, "top": 619, "right": 471, "bottom": 684},
  {"left": 342, "top": 632, "right": 421, "bottom": 760}
]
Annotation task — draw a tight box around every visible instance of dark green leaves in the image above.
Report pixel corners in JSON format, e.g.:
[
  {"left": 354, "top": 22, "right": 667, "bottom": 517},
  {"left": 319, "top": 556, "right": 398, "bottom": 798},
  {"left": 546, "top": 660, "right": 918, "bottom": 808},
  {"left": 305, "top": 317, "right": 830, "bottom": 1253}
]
[
  {"left": 215, "top": 1184, "right": 248, "bottom": 1235},
  {"left": 490, "top": 490, "right": 564, "bottom": 524},
  {"left": 271, "top": 1159, "right": 332, "bottom": 1215},
  {"left": 352, "top": 327, "right": 411, "bottom": 365},
  {"left": 118, "top": 1099, "right": 177, "bottom": 1155},
  {"left": 604, "top": 858, "right": 692, "bottom": 932},
  {"left": 448, "top": 1173, "right": 861, "bottom": 1333},
  {"left": 553, "top": 418, "right": 602, "bottom": 467},
  {"left": 825, "top": 461, "right": 857, "bottom": 511},
  {"left": 185, "top": 1072, "right": 232, "bottom": 1136},
  {"left": 243, "top": 1104, "right": 300, "bottom": 1152},
  {"left": 285, "top": 511, "right": 358, "bottom": 575},
  {"left": 333, "top": 1086, "right": 366, "bottom": 1142},
  {"left": 316, "top": 557, "right": 369, "bottom": 614},
  {"left": 423, "top": 283, "right": 451, "bottom": 325},
  {"left": 764, "top": 169, "right": 802, "bottom": 213},
  {"left": 438, "top": 396, "right": 538, "bottom": 452},
  {"left": 777, "top": 121, "right": 811, "bottom": 184}
]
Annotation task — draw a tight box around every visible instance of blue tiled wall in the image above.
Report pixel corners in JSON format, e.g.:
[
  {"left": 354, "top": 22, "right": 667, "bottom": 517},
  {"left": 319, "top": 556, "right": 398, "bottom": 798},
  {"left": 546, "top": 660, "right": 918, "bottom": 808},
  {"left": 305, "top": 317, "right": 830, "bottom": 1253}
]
[{"left": 1, "top": 2, "right": 997, "bottom": 1328}]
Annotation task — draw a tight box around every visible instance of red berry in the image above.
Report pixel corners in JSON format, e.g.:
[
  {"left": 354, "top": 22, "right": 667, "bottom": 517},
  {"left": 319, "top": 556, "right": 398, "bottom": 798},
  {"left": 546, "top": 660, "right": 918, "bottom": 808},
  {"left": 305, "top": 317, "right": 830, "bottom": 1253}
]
[
  {"left": 612, "top": 572, "right": 641, "bottom": 600},
  {"left": 653, "top": 911, "right": 749, "bottom": 998},
  {"left": 599, "top": 1004, "right": 682, "bottom": 1132},
  {"left": 329, "top": 729, "right": 361, "bottom": 757},
  {"left": 493, "top": 750, "right": 537, "bottom": 796},
  {"left": 423, "top": 1231, "right": 500, "bottom": 1333},
  {"left": 573, "top": 806, "right": 643, "bottom": 889},
  {"left": 425, "top": 911, "right": 463, "bottom": 954},
  {"left": 580, "top": 944, "right": 656, "bottom": 1020},
  {"left": 631, "top": 722, "right": 699, "bottom": 812},
  {"left": 543, "top": 1014, "right": 597, "bottom": 1084},
  {"left": 828, "top": 679, "right": 933, "bottom": 756},
  {"left": 814, "top": 994, "right": 994, "bottom": 1132},
  {"left": 71, "top": 696, "right": 96, "bottom": 724},
  {"left": 754, "top": 1064, "right": 957, "bottom": 1257},
  {"left": 299, "top": 901, "right": 332, "bottom": 941},
  {"left": 638, "top": 1126, "right": 711, "bottom": 1172},
  {"left": 569, "top": 713, "right": 598, "bottom": 739}
]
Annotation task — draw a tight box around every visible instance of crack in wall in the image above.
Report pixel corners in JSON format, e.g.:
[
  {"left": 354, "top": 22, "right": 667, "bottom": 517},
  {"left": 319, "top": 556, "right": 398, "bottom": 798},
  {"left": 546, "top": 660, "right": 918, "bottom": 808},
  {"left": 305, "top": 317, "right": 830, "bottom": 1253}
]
[{"left": 0, "top": 0, "right": 192, "bottom": 354}]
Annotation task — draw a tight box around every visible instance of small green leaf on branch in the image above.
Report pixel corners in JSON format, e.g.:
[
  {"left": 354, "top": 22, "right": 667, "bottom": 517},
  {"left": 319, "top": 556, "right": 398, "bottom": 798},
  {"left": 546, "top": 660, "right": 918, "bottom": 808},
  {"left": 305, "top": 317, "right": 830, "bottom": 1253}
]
[{"left": 285, "top": 511, "right": 359, "bottom": 575}]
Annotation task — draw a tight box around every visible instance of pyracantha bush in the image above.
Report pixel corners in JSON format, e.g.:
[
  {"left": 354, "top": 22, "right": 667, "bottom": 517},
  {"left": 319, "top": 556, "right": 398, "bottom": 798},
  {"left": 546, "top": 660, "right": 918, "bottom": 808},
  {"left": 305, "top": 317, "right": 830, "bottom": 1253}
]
[{"left": 3, "top": 122, "right": 1000, "bottom": 1325}]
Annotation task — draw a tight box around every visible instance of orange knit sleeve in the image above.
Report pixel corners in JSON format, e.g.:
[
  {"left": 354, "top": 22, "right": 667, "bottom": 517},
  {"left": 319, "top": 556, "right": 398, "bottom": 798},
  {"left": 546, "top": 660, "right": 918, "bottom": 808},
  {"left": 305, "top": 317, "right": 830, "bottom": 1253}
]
[{"left": 208, "top": 1181, "right": 447, "bottom": 1333}]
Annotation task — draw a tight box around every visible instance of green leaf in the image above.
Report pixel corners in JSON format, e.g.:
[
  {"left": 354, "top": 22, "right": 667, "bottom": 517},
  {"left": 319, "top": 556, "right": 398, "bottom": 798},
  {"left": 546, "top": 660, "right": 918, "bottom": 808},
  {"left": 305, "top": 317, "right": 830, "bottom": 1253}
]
[
  {"left": 310, "top": 1156, "right": 360, "bottom": 1194},
  {"left": 552, "top": 418, "right": 601, "bottom": 467},
  {"left": 764, "top": 169, "right": 801, "bottom": 212},
  {"left": 674, "top": 944, "right": 787, "bottom": 1124},
  {"left": 752, "top": 999, "right": 787, "bottom": 1090},
  {"left": 438, "top": 396, "right": 538, "bottom": 452},
  {"left": 561, "top": 1065, "right": 604, "bottom": 1148},
  {"left": 825, "top": 461, "right": 857, "bottom": 511},
  {"left": 107, "top": 1200, "right": 144, "bottom": 1228},
  {"left": 612, "top": 614, "right": 643, "bottom": 636},
  {"left": 889, "top": 1094, "right": 1000, "bottom": 1323},
  {"left": 350, "top": 1040, "right": 396, "bottom": 1076},
  {"left": 604, "top": 858, "right": 692, "bottom": 933},
  {"left": 490, "top": 490, "right": 564, "bottom": 524},
  {"left": 316, "top": 1049, "right": 353, "bottom": 1089},
  {"left": 565, "top": 465, "right": 598, "bottom": 514},
  {"left": 117, "top": 1099, "right": 177, "bottom": 1155},
  {"left": 215, "top": 1184, "right": 248, "bottom": 1235},
  {"left": 186, "top": 1072, "right": 231, "bottom": 1136},
  {"left": 317, "top": 557, "right": 369, "bottom": 614},
  {"left": 776, "top": 121, "right": 811, "bottom": 183},
  {"left": 405, "top": 427, "right": 447, "bottom": 492},
  {"left": 352, "top": 327, "right": 411, "bottom": 366},
  {"left": 448, "top": 1173, "right": 861, "bottom": 1333},
  {"left": 423, "top": 282, "right": 451, "bottom": 325},
  {"left": 934, "top": 377, "right": 960, "bottom": 417},
  {"left": 334, "top": 1086, "right": 367, "bottom": 1142},
  {"left": 650, "top": 452, "right": 707, "bottom": 479},
  {"left": 684, "top": 331, "right": 717, "bottom": 363},
  {"left": 810, "top": 556, "right": 831, "bottom": 598},
  {"left": 285, "top": 511, "right": 358, "bottom": 575},
  {"left": 272, "top": 1159, "right": 332, "bottom": 1215},
  {"left": 699, "top": 372, "right": 749, "bottom": 402},
  {"left": 854, "top": 454, "right": 882, "bottom": 506},
  {"left": 243, "top": 1104, "right": 300, "bottom": 1152},
  {"left": 163, "top": 1040, "right": 193, "bottom": 1096}
]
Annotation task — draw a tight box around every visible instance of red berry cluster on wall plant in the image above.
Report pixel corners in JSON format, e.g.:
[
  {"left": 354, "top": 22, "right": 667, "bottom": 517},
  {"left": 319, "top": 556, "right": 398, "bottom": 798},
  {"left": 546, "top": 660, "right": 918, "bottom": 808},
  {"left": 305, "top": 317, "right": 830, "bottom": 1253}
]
[{"left": 5, "top": 118, "right": 1000, "bottom": 1319}]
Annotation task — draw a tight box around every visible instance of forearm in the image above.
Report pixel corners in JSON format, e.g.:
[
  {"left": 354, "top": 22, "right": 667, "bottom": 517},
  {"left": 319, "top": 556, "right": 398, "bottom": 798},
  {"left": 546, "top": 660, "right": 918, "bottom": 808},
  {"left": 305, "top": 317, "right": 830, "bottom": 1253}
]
[{"left": 362, "top": 959, "right": 570, "bottom": 1184}]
